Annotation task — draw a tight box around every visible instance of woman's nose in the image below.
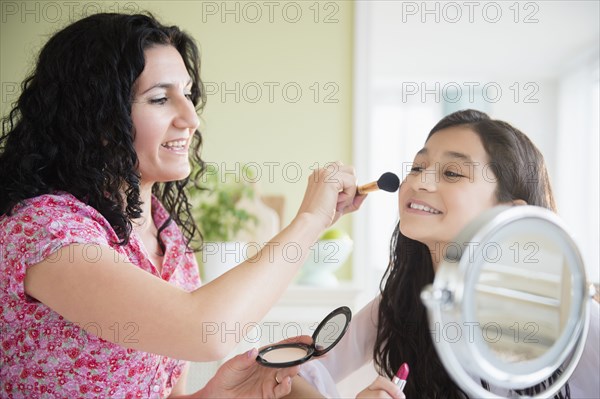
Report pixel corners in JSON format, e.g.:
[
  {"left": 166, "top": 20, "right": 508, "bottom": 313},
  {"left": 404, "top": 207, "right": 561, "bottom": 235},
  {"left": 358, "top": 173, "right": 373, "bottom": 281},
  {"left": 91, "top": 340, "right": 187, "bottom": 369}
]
[{"left": 173, "top": 97, "right": 200, "bottom": 131}]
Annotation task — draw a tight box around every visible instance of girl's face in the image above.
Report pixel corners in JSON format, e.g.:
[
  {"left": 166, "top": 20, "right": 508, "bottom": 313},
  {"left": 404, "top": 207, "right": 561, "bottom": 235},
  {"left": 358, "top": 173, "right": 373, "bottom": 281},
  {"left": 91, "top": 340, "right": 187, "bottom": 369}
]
[
  {"left": 398, "top": 127, "right": 500, "bottom": 255},
  {"left": 131, "top": 45, "right": 199, "bottom": 186}
]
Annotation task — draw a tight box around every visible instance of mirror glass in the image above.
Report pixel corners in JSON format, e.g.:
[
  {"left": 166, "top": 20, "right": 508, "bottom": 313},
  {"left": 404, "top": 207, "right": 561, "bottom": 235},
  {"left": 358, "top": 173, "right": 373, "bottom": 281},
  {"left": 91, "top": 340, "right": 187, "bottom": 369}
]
[
  {"left": 423, "top": 206, "right": 589, "bottom": 397},
  {"left": 256, "top": 306, "right": 352, "bottom": 368},
  {"left": 472, "top": 217, "right": 575, "bottom": 365},
  {"left": 314, "top": 312, "right": 350, "bottom": 352}
]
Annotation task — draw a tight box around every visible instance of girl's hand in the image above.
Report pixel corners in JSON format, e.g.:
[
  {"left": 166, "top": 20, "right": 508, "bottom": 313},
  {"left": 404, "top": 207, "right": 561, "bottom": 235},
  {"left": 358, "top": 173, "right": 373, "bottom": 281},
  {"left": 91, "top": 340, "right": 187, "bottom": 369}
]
[
  {"left": 356, "top": 376, "right": 406, "bottom": 399},
  {"left": 296, "top": 162, "right": 366, "bottom": 230}
]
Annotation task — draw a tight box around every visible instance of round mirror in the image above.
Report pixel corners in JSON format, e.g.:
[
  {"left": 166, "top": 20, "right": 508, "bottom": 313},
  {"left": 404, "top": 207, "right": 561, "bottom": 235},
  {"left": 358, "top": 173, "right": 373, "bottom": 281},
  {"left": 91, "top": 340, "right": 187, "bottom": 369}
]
[
  {"left": 256, "top": 306, "right": 352, "bottom": 368},
  {"left": 421, "top": 205, "right": 590, "bottom": 398},
  {"left": 313, "top": 306, "right": 352, "bottom": 354}
]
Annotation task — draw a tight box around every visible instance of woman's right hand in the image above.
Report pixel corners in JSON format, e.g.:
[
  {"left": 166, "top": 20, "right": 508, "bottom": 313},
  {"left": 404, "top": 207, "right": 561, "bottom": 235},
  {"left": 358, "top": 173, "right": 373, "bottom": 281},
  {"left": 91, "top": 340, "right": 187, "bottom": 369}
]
[
  {"left": 295, "top": 162, "right": 366, "bottom": 231},
  {"left": 356, "top": 376, "right": 406, "bottom": 399}
]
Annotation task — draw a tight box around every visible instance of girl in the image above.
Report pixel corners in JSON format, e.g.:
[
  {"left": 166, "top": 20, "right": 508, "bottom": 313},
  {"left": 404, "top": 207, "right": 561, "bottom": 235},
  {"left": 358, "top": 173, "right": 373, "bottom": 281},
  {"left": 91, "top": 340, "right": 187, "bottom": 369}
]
[
  {"left": 296, "top": 109, "right": 599, "bottom": 398},
  {"left": 0, "top": 13, "right": 364, "bottom": 398}
]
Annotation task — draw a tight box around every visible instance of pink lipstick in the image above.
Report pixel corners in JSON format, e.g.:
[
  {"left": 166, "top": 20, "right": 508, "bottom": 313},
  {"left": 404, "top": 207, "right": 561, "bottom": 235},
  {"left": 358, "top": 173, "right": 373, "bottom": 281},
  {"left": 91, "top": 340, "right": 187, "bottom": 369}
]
[{"left": 392, "top": 362, "right": 409, "bottom": 391}]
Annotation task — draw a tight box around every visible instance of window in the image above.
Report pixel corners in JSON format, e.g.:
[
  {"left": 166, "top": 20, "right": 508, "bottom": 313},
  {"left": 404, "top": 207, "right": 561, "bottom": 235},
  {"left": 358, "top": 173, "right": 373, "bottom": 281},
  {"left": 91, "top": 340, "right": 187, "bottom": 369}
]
[{"left": 352, "top": 2, "right": 600, "bottom": 304}]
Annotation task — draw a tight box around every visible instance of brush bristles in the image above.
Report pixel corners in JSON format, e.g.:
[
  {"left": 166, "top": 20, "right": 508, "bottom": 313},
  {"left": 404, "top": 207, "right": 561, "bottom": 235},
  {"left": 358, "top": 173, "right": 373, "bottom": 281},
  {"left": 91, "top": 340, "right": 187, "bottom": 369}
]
[{"left": 378, "top": 172, "right": 400, "bottom": 192}]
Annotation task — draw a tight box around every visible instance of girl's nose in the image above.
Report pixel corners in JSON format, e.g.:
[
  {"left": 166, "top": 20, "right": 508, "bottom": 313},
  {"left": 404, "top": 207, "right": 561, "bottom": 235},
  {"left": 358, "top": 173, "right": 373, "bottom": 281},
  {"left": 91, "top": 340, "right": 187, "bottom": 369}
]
[{"left": 411, "top": 166, "right": 439, "bottom": 192}]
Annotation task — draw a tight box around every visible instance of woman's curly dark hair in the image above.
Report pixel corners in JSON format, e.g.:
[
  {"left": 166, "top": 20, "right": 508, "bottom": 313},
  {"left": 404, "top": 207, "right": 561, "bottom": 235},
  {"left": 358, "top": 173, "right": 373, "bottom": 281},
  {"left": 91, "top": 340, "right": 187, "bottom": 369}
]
[
  {"left": 374, "top": 109, "right": 568, "bottom": 398},
  {"left": 0, "top": 13, "right": 206, "bottom": 252}
]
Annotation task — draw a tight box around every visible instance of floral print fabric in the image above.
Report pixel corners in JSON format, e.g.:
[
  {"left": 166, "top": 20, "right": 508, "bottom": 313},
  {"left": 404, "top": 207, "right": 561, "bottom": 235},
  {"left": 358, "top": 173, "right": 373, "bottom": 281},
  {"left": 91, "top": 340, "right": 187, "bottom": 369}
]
[{"left": 1, "top": 192, "right": 201, "bottom": 398}]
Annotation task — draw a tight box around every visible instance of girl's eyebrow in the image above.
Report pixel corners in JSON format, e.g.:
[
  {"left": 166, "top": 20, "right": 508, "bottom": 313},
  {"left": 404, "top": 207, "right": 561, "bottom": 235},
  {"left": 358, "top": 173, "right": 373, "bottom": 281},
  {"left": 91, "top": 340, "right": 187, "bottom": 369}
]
[
  {"left": 140, "top": 78, "right": 193, "bottom": 95},
  {"left": 444, "top": 151, "right": 473, "bottom": 163},
  {"left": 416, "top": 148, "right": 473, "bottom": 163}
]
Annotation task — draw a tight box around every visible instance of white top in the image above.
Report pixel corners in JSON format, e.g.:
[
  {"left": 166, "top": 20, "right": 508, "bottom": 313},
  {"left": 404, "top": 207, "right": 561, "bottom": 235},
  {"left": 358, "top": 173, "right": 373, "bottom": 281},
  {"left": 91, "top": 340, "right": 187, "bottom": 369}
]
[{"left": 301, "top": 297, "right": 600, "bottom": 398}]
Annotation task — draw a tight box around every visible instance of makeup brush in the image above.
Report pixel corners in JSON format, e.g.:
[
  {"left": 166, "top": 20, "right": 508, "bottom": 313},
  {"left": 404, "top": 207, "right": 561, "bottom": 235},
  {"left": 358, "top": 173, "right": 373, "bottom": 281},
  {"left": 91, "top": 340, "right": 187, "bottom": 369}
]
[{"left": 357, "top": 172, "right": 400, "bottom": 194}]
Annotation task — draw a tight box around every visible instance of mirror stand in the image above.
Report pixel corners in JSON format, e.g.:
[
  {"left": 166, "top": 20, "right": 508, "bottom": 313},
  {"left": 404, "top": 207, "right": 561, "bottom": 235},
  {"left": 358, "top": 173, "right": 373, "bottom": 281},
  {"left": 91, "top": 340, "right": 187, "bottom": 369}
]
[
  {"left": 422, "top": 206, "right": 591, "bottom": 397},
  {"left": 423, "top": 284, "right": 591, "bottom": 398}
]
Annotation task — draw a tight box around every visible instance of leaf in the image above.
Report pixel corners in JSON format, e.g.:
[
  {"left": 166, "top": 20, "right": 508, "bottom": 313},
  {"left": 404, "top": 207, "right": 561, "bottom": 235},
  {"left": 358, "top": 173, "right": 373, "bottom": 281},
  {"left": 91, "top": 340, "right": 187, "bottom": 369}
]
[{"left": 188, "top": 164, "right": 258, "bottom": 242}]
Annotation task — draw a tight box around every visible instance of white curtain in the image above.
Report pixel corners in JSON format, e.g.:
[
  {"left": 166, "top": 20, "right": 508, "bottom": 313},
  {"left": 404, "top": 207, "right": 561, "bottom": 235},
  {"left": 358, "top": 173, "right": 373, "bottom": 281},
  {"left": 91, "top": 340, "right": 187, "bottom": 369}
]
[{"left": 555, "top": 51, "right": 600, "bottom": 283}]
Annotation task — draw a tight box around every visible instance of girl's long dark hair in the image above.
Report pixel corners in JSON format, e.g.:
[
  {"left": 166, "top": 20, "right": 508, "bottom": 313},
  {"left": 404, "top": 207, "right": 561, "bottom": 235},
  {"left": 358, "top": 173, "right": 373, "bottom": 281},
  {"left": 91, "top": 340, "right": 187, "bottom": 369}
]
[
  {"left": 0, "top": 13, "right": 206, "bottom": 251},
  {"left": 373, "top": 109, "right": 567, "bottom": 398}
]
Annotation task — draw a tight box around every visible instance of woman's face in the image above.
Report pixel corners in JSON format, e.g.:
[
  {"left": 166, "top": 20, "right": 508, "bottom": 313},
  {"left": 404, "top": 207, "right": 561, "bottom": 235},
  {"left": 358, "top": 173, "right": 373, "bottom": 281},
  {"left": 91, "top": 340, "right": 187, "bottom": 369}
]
[
  {"left": 398, "top": 126, "right": 500, "bottom": 256},
  {"left": 131, "top": 45, "right": 199, "bottom": 186}
]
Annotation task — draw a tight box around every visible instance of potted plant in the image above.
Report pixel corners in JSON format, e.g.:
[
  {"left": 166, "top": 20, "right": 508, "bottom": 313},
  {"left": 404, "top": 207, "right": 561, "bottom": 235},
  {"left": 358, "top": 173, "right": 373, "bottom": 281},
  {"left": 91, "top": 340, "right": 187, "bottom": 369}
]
[{"left": 188, "top": 164, "right": 258, "bottom": 282}]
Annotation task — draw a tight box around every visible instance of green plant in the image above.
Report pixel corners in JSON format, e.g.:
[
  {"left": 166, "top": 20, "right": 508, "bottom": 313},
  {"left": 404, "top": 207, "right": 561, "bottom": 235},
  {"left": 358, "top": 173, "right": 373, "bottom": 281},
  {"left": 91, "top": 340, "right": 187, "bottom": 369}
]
[{"left": 188, "top": 164, "right": 258, "bottom": 242}]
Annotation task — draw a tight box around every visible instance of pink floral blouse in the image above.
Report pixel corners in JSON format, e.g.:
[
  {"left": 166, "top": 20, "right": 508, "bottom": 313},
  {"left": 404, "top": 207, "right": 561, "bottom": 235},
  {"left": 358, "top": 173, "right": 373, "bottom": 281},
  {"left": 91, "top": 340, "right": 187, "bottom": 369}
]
[{"left": 0, "top": 192, "right": 202, "bottom": 398}]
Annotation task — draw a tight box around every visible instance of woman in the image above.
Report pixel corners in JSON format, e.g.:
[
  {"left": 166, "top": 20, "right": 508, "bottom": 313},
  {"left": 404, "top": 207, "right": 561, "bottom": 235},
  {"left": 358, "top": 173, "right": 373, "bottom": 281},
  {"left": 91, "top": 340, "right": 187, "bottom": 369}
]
[
  {"left": 0, "top": 13, "right": 364, "bottom": 397},
  {"left": 296, "top": 110, "right": 599, "bottom": 398}
]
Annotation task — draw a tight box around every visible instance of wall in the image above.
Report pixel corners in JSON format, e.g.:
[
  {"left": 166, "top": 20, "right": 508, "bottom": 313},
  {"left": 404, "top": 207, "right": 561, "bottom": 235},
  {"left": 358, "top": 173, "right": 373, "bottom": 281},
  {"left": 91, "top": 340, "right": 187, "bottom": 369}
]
[{"left": 0, "top": 0, "right": 355, "bottom": 279}]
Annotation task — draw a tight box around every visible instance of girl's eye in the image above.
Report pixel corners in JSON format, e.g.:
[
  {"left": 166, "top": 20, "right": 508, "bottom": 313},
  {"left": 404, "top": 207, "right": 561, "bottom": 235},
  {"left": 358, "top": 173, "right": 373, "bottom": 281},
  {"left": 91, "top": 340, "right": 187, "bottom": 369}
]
[
  {"left": 444, "top": 171, "right": 464, "bottom": 178},
  {"left": 150, "top": 97, "right": 168, "bottom": 105},
  {"left": 409, "top": 166, "right": 424, "bottom": 174}
]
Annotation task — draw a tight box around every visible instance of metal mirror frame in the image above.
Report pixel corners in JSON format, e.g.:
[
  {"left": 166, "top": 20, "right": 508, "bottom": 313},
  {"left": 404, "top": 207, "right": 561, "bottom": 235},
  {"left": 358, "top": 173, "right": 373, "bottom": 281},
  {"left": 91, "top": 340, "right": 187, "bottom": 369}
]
[{"left": 421, "top": 205, "right": 590, "bottom": 398}]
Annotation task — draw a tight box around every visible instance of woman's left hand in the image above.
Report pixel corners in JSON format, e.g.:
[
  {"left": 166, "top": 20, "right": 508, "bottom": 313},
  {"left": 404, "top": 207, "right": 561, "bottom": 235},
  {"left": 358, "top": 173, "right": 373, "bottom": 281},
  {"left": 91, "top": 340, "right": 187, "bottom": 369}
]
[{"left": 196, "top": 336, "right": 312, "bottom": 398}]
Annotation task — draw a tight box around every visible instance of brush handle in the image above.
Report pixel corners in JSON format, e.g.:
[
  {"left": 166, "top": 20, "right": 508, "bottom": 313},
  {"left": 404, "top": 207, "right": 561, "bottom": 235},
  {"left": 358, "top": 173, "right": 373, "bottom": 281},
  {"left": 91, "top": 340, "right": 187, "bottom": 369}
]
[{"left": 357, "top": 181, "right": 379, "bottom": 194}]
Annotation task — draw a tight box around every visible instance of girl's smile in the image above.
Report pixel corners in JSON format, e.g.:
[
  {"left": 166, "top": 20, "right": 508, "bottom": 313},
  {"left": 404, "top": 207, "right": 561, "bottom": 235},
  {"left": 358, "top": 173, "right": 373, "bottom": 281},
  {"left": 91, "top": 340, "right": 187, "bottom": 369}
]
[{"left": 398, "top": 126, "right": 500, "bottom": 251}]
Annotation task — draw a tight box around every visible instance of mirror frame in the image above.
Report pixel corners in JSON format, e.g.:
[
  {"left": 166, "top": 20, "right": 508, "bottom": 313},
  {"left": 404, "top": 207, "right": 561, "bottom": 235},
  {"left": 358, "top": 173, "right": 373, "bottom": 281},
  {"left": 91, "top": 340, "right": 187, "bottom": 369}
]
[
  {"left": 256, "top": 306, "right": 352, "bottom": 368},
  {"left": 312, "top": 306, "right": 352, "bottom": 357},
  {"left": 421, "top": 205, "right": 590, "bottom": 398}
]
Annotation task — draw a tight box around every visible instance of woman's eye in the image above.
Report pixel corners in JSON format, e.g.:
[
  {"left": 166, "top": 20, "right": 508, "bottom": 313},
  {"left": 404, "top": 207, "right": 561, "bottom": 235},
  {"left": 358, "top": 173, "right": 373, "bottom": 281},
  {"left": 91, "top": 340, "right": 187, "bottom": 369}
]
[
  {"left": 150, "top": 97, "right": 168, "bottom": 105},
  {"left": 410, "top": 166, "right": 424, "bottom": 173}
]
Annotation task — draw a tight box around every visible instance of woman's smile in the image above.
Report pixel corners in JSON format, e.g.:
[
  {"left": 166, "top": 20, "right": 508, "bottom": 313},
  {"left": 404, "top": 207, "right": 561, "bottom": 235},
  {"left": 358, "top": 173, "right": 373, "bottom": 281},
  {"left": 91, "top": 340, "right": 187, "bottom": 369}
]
[{"left": 161, "top": 138, "right": 190, "bottom": 155}]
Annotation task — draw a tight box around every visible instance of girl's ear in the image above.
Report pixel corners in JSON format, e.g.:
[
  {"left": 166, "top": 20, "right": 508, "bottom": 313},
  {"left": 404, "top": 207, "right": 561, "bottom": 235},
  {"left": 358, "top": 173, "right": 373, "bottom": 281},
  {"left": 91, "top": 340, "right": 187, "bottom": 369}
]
[{"left": 512, "top": 199, "right": 527, "bottom": 206}]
